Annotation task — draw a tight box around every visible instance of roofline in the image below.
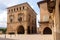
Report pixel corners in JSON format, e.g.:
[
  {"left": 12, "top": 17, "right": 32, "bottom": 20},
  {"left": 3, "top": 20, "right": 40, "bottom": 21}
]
[
  {"left": 26, "top": 3, "right": 37, "bottom": 15},
  {"left": 7, "top": 2, "right": 37, "bottom": 15},
  {"left": 37, "top": 1, "right": 47, "bottom": 7},
  {"left": 7, "top": 2, "right": 28, "bottom": 9}
]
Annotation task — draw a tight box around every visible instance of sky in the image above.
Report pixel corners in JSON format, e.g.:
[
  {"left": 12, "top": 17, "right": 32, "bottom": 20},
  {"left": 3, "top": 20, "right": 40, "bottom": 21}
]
[{"left": 0, "top": 0, "right": 42, "bottom": 28}]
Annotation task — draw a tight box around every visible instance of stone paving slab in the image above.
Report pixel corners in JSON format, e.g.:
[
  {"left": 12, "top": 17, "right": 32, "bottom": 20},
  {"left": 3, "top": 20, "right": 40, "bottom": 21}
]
[
  {"left": 0, "top": 34, "right": 53, "bottom": 40},
  {"left": 0, "top": 38, "right": 15, "bottom": 40}
]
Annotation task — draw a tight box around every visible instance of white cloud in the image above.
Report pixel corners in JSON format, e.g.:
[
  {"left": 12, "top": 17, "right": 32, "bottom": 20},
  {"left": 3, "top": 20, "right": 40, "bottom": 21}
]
[
  {"left": 0, "top": 0, "right": 19, "bottom": 7},
  {"left": 0, "top": 10, "right": 7, "bottom": 22},
  {"left": 0, "top": 10, "right": 7, "bottom": 27},
  {"left": 0, "top": 0, "right": 22, "bottom": 28}
]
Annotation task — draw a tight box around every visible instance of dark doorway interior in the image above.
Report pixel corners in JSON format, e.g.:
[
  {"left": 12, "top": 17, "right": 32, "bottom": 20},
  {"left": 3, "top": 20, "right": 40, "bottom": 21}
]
[
  {"left": 17, "top": 25, "right": 25, "bottom": 34},
  {"left": 32, "top": 27, "right": 34, "bottom": 34},
  {"left": 43, "top": 27, "right": 52, "bottom": 34},
  {"left": 31, "top": 26, "right": 37, "bottom": 34},
  {"left": 9, "top": 32, "right": 15, "bottom": 35},
  {"left": 27, "top": 26, "right": 30, "bottom": 34}
]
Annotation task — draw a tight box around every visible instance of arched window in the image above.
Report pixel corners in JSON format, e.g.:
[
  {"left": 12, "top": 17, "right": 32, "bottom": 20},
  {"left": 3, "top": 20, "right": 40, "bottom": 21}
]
[
  {"left": 8, "top": 10, "right": 10, "bottom": 12},
  {"left": 10, "top": 17, "right": 13, "bottom": 22},
  {"left": 11, "top": 9, "right": 13, "bottom": 12},
  {"left": 14, "top": 8, "right": 15, "bottom": 11},
  {"left": 18, "top": 17, "right": 22, "bottom": 22},
  {"left": 23, "top": 6, "right": 24, "bottom": 9},
  {"left": 20, "top": 7, "right": 21, "bottom": 10},
  {"left": 18, "top": 13, "right": 23, "bottom": 17},
  {"left": 17, "top": 8, "right": 18, "bottom": 11},
  {"left": 43, "top": 27, "right": 52, "bottom": 34},
  {"left": 9, "top": 15, "right": 14, "bottom": 23},
  {"left": 18, "top": 13, "right": 23, "bottom": 22}
]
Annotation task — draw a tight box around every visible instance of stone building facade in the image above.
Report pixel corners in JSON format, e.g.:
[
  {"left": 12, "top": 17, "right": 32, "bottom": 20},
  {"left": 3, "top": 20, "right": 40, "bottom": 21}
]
[
  {"left": 37, "top": 1, "right": 52, "bottom": 34},
  {"left": 6, "top": 2, "right": 37, "bottom": 34},
  {"left": 6, "top": 0, "right": 60, "bottom": 40},
  {"left": 38, "top": 0, "right": 60, "bottom": 40},
  {"left": 54, "top": 0, "right": 60, "bottom": 40}
]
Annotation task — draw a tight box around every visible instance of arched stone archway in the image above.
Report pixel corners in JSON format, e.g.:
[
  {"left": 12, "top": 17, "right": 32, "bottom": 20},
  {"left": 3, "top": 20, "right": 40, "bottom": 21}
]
[
  {"left": 43, "top": 27, "right": 52, "bottom": 34},
  {"left": 17, "top": 25, "right": 25, "bottom": 34}
]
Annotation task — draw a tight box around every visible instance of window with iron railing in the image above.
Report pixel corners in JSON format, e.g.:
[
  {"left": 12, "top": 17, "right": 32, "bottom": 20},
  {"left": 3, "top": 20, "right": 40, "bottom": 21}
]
[
  {"left": 18, "top": 17, "right": 22, "bottom": 22},
  {"left": 9, "top": 15, "right": 14, "bottom": 23},
  {"left": 18, "top": 13, "right": 23, "bottom": 22}
]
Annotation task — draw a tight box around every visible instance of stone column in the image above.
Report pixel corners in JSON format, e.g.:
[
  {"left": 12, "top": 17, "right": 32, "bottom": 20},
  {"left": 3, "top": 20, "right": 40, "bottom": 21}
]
[
  {"left": 25, "top": 29, "right": 27, "bottom": 34},
  {"left": 24, "top": 23, "right": 27, "bottom": 34},
  {"left": 54, "top": 0, "right": 60, "bottom": 40}
]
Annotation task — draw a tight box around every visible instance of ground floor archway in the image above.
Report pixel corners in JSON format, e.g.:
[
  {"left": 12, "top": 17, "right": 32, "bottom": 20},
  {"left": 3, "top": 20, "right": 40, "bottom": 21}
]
[
  {"left": 43, "top": 27, "right": 52, "bottom": 34},
  {"left": 17, "top": 25, "right": 25, "bottom": 34}
]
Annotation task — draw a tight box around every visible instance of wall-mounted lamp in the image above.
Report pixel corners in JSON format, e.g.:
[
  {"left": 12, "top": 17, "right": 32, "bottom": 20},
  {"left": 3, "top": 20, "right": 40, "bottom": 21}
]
[{"left": 46, "top": 0, "right": 56, "bottom": 13}]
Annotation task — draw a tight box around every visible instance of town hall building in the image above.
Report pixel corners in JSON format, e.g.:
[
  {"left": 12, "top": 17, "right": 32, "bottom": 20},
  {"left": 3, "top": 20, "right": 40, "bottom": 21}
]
[{"left": 6, "top": 2, "right": 37, "bottom": 34}]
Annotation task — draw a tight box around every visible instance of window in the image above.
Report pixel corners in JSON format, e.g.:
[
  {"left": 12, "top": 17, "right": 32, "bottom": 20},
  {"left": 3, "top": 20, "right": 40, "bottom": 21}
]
[
  {"left": 14, "top": 8, "right": 15, "bottom": 11},
  {"left": 18, "top": 17, "right": 22, "bottom": 22},
  {"left": 10, "top": 15, "right": 14, "bottom": 23},
  {"left": 11, "top": 9, "right": 13, "bottom": 12},
  {"left": 8, "top": 10, "right": 10, "bottom": 12},
  {"left": 18, "top": 13, "right": 23, "bottom": 22},
  {"left": 23, "top": 6, "right": 24, "bottom": 9},
  {"left": 17, "top": 8, "right": 18, "bottom": 11},
  {"left": 20, "top": 7, "right": 21, "bottom": 10},
  {"left": 10, "top": 19, "right": 13, "bottom": 23}
]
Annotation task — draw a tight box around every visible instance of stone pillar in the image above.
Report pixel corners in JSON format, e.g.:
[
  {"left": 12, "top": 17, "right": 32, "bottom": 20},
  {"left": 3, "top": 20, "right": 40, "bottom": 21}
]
[
  {"left": 24, "top": 23, "right": 27, "bottom": 34},
  {"left": 15, "top": 30, "right": 17, "bottom": 34},
  {"left": 54, "top": 0, "right": 60, "bottom": 40},
  {"left": 25, "top": 29, "right": 27, "bottom": 34}
]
